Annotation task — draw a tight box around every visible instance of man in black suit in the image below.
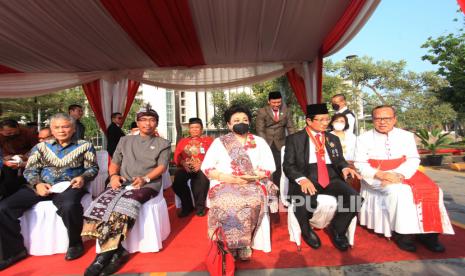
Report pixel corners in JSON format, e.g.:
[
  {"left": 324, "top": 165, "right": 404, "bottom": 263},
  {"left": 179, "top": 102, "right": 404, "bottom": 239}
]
[
  {"left": 106, "top": 112, "right": 125, "bottom": 157},
  {"left": 283, "top": 103, "right": 361, "bottom": 251},
  {"left": 69, "top": 104, "right": 85, "bottom": 140}
]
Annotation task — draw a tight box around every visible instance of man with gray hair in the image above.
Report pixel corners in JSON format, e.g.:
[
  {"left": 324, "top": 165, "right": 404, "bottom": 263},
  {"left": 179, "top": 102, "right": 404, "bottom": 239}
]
[{"left": 0, "top": 113, "right": 99, "bottom": 270}]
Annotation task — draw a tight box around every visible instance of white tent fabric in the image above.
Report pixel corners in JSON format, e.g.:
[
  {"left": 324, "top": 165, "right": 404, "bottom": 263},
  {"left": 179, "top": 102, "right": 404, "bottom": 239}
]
[
  {"left": 0, "top": 70, "right": 143, "bottom": 98},
  {"left": 0, "top": 0, "right": 380, "bottom": 104},
  {"left": 188, "top": 0, "right": 349, "bottom": 64},
  {"left": 100, "top": 78, "right": 129, "bottom": 127},
  {"left": 0, "top": 0, "right": 155, "bottom": 72},
  {"left": 139, "top": 63, "right": 297, "bottom": 91},
  {"left": 324, "top": 0, "right": 380, "bottom": 57},
  {"left": 0, "top": 72, "right": 101, "bottom": 98}
]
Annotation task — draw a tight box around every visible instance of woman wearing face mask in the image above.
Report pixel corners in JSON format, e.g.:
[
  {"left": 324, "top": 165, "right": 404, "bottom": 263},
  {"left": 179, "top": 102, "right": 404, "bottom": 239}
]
[
  {"left": 329, "top": 114, "right": 357, "bottom": 163},
  {"left": 201, "top": 105, "right": 277, "bottom": 261}
]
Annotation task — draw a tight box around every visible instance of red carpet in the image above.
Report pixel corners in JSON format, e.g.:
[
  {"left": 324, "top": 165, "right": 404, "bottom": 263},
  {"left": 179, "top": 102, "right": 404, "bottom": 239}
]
[{"left": 3, "top": 202, "right": 465, "bottom": 275}]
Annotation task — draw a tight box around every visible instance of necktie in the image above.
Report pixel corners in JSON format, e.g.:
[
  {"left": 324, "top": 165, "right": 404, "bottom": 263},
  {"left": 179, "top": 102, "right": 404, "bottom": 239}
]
[
  {"left": 274, "top": 111, "right": 279, "bottom": 121},
  {"left": 315, "top": 133, "right": 330, "bottom": 188}
]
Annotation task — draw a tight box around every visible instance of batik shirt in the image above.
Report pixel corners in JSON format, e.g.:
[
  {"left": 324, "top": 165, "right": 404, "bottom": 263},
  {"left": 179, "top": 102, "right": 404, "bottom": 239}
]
[
  {"left": 173, "top": 136, "right": 213, "bottom": 169},
  {"left": 24, "top": 139, "right": 99, "bottom": 188}
]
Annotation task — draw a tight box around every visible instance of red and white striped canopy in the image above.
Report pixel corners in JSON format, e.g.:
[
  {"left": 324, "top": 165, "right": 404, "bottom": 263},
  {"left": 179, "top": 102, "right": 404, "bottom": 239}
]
[{"left": 0, "top": 0, "right": 379, "bottom": 129}]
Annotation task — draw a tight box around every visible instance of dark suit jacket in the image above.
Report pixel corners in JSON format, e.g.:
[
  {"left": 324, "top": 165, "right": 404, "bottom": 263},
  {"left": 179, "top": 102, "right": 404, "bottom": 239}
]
[
  {"left": 106, "top": 122, "right": 125, "bottom": 157},
  {"left": 283, "top": 129, "right": 349, "bottom": 197},
  {"left": 72, "top": 120, "right": 85, "bottom": 141},
  {"left": 256, "top": 106, "right": 295, "bottom": 149}
]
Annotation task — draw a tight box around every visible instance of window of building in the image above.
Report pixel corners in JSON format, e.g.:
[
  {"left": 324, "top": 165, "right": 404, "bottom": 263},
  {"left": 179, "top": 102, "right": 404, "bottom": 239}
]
[{"left": 166, "top": 90, "right": 175, "bottom": 142}]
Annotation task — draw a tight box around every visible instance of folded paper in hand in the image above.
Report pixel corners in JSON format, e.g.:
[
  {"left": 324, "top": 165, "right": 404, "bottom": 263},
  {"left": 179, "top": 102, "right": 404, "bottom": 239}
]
[{"left": 50, "top": 181, "right": 71, "bottom": 193}]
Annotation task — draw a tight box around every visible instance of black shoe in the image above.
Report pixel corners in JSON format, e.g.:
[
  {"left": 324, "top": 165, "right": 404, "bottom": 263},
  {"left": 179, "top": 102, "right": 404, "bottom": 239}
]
[
  {"left": 177, "top": 208, "right": 194, "bottom": 218},
  {"left": 84, "top": 251, "right": 115, "bottom": 276},
  {"left": 196, "top": 208, "right": 206, "bottom": 217},
  {"left": 65, "top": 242, "right": 85, "bottom": 260},
  {"left": 302, "top": 228, "right": 321, "bottom": 249},
  {"left": 393, "top": 233, "right": 416, "bottom": 252},
  {"left": 0, "top": 249, "right": 27, "bottom": 271},
  {"left": 417, "top": 234, "right": 445, "bottom": 253},
  {"left": 327, "top": 226, "right": 350, "bottom": 251},
  {"left": 99, "top": 247, "right": 130, "bottom": 276}
]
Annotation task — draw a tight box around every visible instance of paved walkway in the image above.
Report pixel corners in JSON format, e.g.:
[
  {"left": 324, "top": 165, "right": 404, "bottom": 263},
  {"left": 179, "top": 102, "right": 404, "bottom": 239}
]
[{"left": 426, "top": 167, "right": 465, "bottom": 226}]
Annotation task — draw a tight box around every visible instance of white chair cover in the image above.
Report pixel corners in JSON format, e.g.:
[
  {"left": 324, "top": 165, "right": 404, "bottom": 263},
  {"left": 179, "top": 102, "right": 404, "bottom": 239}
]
[
  {"left": 251, "top": 211, "right": 271, "bottom": 253},
  {"left": 121, "top": 190, "right": 171, "bottom": 253},
  {"left": 162, "top": 169, "right": 172, "bottom": 189},
  {"left": 96, "top": 177, "right": 172, "bottom": 253},
  {"left": 88, "top": 150, "right": 109, "bottom": 198},
  {"left": 20, "top": 193, "right": 92, "bottom": 256},
  {"left": 280, "top": 146, "right": 356, "bottom": 246}
]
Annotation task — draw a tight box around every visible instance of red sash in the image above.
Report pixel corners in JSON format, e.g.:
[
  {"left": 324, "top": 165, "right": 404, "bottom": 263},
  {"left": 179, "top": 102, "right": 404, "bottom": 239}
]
[{"left": 368, "top": 157, "right": 443, "bottom": 233}]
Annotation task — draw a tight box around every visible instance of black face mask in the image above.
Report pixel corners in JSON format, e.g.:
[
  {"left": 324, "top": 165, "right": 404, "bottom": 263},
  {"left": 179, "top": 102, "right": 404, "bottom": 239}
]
[
  {"left": 232, "top": 123, "right": 249, "bottom": 135},
  {"left": 331, "top": 104, "right": 340, "bottom": 111}
]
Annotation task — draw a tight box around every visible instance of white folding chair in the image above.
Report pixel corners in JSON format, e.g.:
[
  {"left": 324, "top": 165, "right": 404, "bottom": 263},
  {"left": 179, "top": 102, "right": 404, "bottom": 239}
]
[
  {"left": 20, "top": 193, "right": 92, "bottom": 256},
  {"left": 88, "top": 150, "right": 109, "bottom": 198},
  {"left": 96, "top": 170, "right": 172, "bottom": 253}
]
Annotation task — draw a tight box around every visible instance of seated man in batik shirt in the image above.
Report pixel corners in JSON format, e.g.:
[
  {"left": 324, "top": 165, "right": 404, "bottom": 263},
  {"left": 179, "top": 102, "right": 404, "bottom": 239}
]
[
  {"left": 173, "top": 117, "right": 213, "bottom": 217},
  {"left": 0, "top": 113, "right": 98, "bottom": 271},
  {"left": 82, "top": 108, "right": 171, "bottom": 276}
]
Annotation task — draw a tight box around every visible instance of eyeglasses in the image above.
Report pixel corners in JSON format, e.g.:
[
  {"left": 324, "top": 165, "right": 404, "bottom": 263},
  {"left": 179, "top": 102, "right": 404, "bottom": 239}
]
[
  {"left": 138, "top": 118, "right": 157, "bottom": 123},
  {"left": 312, "top": 118, "right": 331, "bottom": 123},
  {"left": 373, "top": 117, "right": 394, "bottom": 123}
]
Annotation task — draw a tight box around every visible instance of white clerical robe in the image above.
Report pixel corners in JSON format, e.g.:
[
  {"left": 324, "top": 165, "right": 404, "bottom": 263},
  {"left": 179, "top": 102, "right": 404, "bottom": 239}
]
[{"left": 354, "top": 128, "right": 454, "bottom": 237}]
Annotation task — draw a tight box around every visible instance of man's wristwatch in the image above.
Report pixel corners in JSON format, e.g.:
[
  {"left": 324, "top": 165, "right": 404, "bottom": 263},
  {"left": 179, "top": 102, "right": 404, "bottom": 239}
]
[{"left": 143, "top": 176, "right": 151, "bottom": 183}]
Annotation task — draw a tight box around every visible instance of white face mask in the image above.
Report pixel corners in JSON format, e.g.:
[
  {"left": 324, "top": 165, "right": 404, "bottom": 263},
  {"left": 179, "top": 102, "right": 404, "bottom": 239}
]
[{"left": 332, "top": 122, "right": 345, "bottom": 131}]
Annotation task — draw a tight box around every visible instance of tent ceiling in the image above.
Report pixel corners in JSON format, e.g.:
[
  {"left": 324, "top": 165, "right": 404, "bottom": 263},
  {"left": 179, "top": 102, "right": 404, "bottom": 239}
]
[
  {"left": 0, "top": 0, "right": 350, "bottom": 73},
  {"left": 0, "top": 0, "right": 380, "bottom": 104}
]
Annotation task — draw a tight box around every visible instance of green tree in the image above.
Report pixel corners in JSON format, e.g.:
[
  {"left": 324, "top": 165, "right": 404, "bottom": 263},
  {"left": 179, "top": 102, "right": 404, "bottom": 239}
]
[
  {"left": 0, "top": 87, "right": 142, "bottom": 140},
  {"left": 0, "top": 87, "right": 86, "bottom": 123},
  {"left": 325, "top": 56, "right": 457, "bottom": 130},
  {"left": 122, "top": 93, "right": 144, "bottom": 132},
  {"left": 421, "top": 12, "right": 465, "bottom": 132},
  {"left": 252, "top": 76, "right": 306, "bottom": 128},
  {"left": 210, "top": 90, "right": 229, "bottom": 129},
  {"left": 210, "top": 91, "right": 260, "bottom": 131}
]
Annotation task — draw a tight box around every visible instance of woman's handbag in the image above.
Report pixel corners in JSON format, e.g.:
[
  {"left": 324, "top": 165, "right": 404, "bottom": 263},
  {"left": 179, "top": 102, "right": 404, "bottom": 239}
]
[{"left": 205, "top": 226, "right": 235, "bottom": 276}]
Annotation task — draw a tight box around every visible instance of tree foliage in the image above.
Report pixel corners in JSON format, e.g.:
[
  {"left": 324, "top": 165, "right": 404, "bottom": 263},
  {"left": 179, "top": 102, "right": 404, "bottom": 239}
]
[
  {"left": 0, "top": 87, "right": 86, "bottom": 123},
  {"left": 210, "top": 90, "right": 260, "bottom": 132},
  {"left": 421, "top": 12, "right": 465, "bottom": 120},
  {"left": 210, "top": 76, "right": 306, "bottom": 131},
  {"left": 324, "top": 56, "right": 457, "bottom": 130},
  {"left": 0, "top": 87, "right": 144, "bottom": 140}
]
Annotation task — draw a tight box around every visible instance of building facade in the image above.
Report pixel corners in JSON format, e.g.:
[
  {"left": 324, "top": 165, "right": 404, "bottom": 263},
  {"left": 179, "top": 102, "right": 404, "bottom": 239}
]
[{"left": 141, "top": 84, "right": 252, "bottom": 143}]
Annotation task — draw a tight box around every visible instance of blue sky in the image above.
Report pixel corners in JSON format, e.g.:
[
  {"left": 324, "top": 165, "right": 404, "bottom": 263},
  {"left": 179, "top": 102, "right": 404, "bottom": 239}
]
[{"left": 330, "top": 0, "right": 464, "bottom": 73}]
